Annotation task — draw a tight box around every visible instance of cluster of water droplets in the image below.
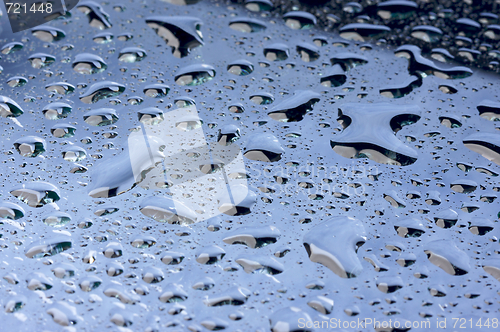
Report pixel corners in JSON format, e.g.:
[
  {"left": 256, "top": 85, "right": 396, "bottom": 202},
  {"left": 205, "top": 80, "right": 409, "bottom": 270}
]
[{"left": 0, "top": 0, "right": 499, "bottom": 331}]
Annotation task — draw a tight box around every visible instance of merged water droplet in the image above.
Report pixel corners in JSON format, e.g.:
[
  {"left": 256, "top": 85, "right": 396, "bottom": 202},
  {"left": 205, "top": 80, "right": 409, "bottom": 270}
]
[
  {"left": 303, "top": 216, "right": 367, "bottom": 278},
  {"left": 331, "top": 103, "right": 421, "bottom": 165},
  {"left": 267, "top": 90, "right": 320, "bottom": 122},
  {"left": 77, "top": 1, "right": 112, "bottom": 30},
  {"left": 395, "top": 45, "right": 473, "bottom": 79},
  {"left": 146, "top": 16, "right": 203, "bottom": 58},
  {"left": 380, "top": 74, "right": 423, "bottom": 98},
  {"left": 424, "top": 239, "right": 470, "bottom": 275}
]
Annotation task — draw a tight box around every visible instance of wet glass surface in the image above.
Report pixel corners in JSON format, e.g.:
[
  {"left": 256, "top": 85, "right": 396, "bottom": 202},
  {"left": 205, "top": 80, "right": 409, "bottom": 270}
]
[{"left": 0, "top": 0, "right": 499, "bottom": 331}]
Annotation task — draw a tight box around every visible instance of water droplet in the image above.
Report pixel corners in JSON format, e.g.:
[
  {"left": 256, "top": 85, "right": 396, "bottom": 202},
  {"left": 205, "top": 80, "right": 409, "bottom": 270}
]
[
  {"left": 119, "top": 47, "right": 147, "bottom": 63},
  {"left": 263, "top": 43, "right": 289, "bottom": 61},
  {"left": 45, "top": 82, "right": 75, "bottom": 95},
  {"left": 62, "top": 146, "right": 87, "bottom": 162},
  {"left": 477, "top": 99, "right": 500, "bottom": 121},
  {"left": 25, "top": 236, "right": 71, "bottom": 258},
  {"left": 0, "top": 202, "right": 25, "bottom": 220},
  {"left": 7, "top": 76, "right": 27, "bottom": 88},
  {"left": 139, "top": 196, "right": 197, "bottom": 224},
  {"left": 339, "top": 23, "right": 391, "bottom": 41},
  {"left": 51, "top": 123, "right": 76, "bottom": 138},
  {"left": 14, "top": 136, "right": 46, "bottom": 157},
  {"left": 80, "top": 81, "right": 125, "bottom": 104},
  {"left": 73, "top": 53, "right": 107, "bottom": 74},
  {"left": 463, "top": 133, "right": 500, "bottom": 166},
  {"left": 43, "top": 211, "right": 71, "bottom": 227},
  {"left": 223, "top": 225, "right": 280, "bottom": 248},
  {"left": 227, "top": 59, "right": 254, "bottom": 76},
  {"left": 143, "top": 83, "right": 170, "bottom": 97},
  {"left": 83, "top": 108, "right": 119, "bottom": 126},
  {"left": 229, "top": 17, "right": 267, "bottom": 33},
  {"left": 93, "top": 32, "right": 114, "bottom": 44},
  {"left": 43, "top": 102, "right": 72, "bottom": 120},
  {"left": 31, "top": 26, "right": 66, "bottom": 42},
  {"left": 175, "top": 64, "right": 215, "bottom": 86},
  {"left": 11, "top": 182, "right": 60, "bottom": 207},
  {"left": 283, "top": 11, "right": 316, "bottom": 30},
  {"left": 1, "top": 41, "right": 23, "bottom": 54},
  {"left": 28, "top": 53, "right": 56, "bottom": 69},
  {"left": 244, "top": 133, "right": 284, "bottom": 162}
]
